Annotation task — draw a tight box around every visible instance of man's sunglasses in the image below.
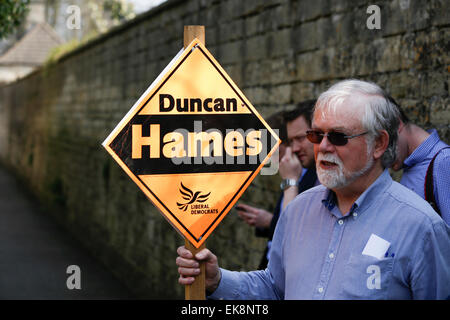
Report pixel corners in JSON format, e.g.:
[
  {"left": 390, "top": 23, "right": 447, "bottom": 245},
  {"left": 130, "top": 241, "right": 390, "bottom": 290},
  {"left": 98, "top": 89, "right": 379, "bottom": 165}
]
[{"left": 306, "top": 130, "right": 368, "bottom": 146}]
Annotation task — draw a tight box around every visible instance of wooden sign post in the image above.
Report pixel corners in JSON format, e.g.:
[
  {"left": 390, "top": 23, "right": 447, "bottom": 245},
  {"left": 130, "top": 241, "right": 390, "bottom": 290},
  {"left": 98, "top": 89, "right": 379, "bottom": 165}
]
[
  {"left": 185, "top": 239, "right": 206, "bottom": 300},
  {"left": 184, "top": 25, "right": 206, "bottom": 301}
]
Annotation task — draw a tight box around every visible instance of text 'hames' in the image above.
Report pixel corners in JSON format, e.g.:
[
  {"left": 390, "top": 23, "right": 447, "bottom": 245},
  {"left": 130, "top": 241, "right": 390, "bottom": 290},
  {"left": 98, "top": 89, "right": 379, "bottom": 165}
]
[{"left": 132, "top": 121, "right": 263, "bottom": 159}]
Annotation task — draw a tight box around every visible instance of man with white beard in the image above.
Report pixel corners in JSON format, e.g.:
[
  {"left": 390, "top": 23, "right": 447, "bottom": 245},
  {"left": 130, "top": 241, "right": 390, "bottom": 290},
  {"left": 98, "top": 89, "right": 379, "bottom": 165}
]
[{"left": 175, "top": 79, "right": 450, "bottom": 300}]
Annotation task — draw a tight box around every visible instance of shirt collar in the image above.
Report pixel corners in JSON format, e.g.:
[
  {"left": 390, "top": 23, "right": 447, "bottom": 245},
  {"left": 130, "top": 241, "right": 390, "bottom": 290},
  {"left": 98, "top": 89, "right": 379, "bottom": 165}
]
[
  {"left": 321, "top": 169, "right": 392, "bottom": 217},
  {"left": 403, "top": 129, "right": 440, "bottom": 168}
]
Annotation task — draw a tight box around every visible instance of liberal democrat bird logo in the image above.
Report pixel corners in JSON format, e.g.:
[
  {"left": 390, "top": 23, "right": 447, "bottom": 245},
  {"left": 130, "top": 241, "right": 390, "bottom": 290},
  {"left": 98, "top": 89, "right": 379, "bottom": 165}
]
[{"left": 177, "top": 182, "right": 211, "bottom": 212}]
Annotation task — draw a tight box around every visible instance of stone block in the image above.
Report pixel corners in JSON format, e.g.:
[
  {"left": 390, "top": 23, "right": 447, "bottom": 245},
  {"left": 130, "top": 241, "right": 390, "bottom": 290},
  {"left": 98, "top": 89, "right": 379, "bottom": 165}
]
[
  {"left": 242, "top": 61, "right": 264, "bottom": 86},
  {"left": 218, "top": 0, "right": 243, "bottom": 22},
  {"left": 375, "top": 36, "right": 402, "bottom": 73},
  {"left": 296, "top": 47, "right": 335, "bottom": 81},
  {"left": 331, "top": 11, "right": 356, "bottom": 45},
  {"left": 274, "top": 2, "right": 295, "bottom": 28},
  {"left": 407, "top": 0, "right": 431, "bottom": 31},
  {"left": 382, "top": 0, "right": 408, "bottom": 37},
  {"left": 385, "top": 70, "right": 421, "bottom": 99},
  {"left": 294, "top": 21, "right": 319, "bottom": 53},
  {"left": 295, "top": 0, "right": 331, "bottom": 23},
  {"left": 267, "top": 57, "right": 297, "bottom": 85},
  {"left": 244, "top": 35, "right": 267, "bottom": 61},
  {"left": 268, "top": 84, "right": 292, "bottom": 104},
  {"left": 291, "top": 81, "right": 316, "bottom": 102},
  {"left": 219, "top": 40, "right": 243, "bottom": 65},
  {"left": 258, "top": 7, "right": 280, "bottom": 33},
  {"left": 244, "top": 15, "right": 260, "bottom": 37},
  {"left": 242, "top": 0, "right": 282, "bottom": 17},
  {"left": 430, "top": 0, "right": 450, "bottom": 27},
  {"left": 223, "top": 63, "right": 243, "bottom": 86},
  {"left": 218, "top": 19, "right": 244, "bottom": 43},
  {"left": 270, "top": 28, "right": 293, "bottom": 58},
  {"left": 421, "top": 70, "right": 449, "bottom": 98},
  {"left": 429, "top": 96, "right": 449, "bottom": 124},
  {"left": 242, "top": 86, "right": 269, "bottom": 106}
]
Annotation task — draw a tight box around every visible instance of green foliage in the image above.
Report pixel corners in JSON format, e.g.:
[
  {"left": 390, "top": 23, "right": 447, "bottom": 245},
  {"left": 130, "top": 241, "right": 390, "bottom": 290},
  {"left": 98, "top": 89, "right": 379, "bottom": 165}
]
[
  {"left": 103, "top": 0, "right": 135, "bottom": 22},
  {"left": 45, "top": 38, "right": 81, "bottom": 66},
  {"left": 88, "top": 0, "right": 135, "bottom": 33},
  {"left": 44, "top": 30, "right": 99, "bottom": 68},
  {"left": 0, "top": 0, "right": 30, "bottom": 39}
]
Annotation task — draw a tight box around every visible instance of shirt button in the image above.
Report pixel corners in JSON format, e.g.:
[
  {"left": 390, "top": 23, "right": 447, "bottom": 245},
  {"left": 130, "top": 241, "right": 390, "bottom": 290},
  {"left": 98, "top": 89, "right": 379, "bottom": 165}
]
[
  {"left": 329, "top": 253, "right": 335, "bottom": 259},
  {"left": 318, "top": 287, "right": 324, "bottom": 293},
  {"left": 338, "top": 220, "right": 344, "bottom": 225}
]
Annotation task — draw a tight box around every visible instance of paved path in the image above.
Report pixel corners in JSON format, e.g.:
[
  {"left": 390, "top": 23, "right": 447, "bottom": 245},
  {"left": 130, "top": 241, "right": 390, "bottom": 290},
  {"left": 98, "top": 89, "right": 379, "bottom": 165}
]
[{"left": 0, "top": 165, "right": 134, "bottom": 299}]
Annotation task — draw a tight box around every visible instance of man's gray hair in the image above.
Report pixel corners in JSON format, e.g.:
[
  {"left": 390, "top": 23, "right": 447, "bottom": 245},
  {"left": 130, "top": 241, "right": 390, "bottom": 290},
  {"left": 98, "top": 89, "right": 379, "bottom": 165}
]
[{"left": 314, "top": 79, "right": 400, "bottom": 168}]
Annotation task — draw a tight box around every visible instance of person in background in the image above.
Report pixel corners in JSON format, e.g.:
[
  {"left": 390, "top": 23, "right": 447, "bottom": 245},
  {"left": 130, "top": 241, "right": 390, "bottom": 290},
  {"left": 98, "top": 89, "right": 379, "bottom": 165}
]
[
  {"left": 391, "top": 98, "right": 450, "bottom": 224},
  {"left": 236, "top": 109, "right": 287, "bottom": 269},
  {"left": 176, "top": 79, "right": 450, "bottom": 300},
  {"left": 236, "top": 101, "right": 318, "bottom": 269}
]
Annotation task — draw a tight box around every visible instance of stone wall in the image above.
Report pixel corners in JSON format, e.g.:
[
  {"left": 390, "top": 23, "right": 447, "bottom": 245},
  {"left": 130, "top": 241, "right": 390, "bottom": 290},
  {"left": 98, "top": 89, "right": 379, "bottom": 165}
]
[{"left": 0, "top": 0, "right": 448, "bottom": 298}]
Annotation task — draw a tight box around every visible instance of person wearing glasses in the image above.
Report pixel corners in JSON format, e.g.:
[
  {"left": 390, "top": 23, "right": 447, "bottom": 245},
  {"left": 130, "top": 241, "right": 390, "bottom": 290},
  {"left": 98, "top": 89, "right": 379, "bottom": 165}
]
[
  {"left": 176, "top": 79, "right": 450, "bottom": 299},
  {"left": 236, "top": 101, "right": 319, "bottom": 269}
]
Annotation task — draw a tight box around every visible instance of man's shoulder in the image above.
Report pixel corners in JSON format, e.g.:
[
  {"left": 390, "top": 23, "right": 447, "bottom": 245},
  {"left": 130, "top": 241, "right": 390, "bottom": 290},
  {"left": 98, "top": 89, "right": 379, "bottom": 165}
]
[
  {"left": 432, "top": 146, "right": 450, "bottom": 186},
  {"left": 296, "top": 184, "right": 327, "bottom": 199},
  {"left": 386, "top": 180, "right": 443, "bottom": 225},
  {"left": 428, "top": 135, "right": 449, "bottom": 163},
  {"left": 407, "top": 132, "right": 448, "bottom": 167},
  {"left": 433, "top": 144, "right": 450, "bottom": 165},
  {"left": 285, "top": 185, "right": 327, "bottom": 213}
]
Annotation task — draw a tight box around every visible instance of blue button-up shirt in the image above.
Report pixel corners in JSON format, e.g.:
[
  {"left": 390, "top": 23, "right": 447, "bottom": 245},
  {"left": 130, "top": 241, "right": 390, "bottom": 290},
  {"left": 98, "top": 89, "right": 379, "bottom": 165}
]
[
  {"left": 266, "top": 168, "right": 310, "bottom": 260},
  {"left": 400, "top": 129, "right": 450, "bottom": 224},
  {"left": 209, "top": 170, "right": 450, "bottom": 300}
]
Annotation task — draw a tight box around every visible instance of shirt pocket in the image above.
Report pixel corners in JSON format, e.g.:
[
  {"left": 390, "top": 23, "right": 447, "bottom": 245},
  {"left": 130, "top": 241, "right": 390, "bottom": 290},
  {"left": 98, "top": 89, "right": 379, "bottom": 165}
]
[{"left": 339, "top": 253, "right": 394, "bottom": 300}]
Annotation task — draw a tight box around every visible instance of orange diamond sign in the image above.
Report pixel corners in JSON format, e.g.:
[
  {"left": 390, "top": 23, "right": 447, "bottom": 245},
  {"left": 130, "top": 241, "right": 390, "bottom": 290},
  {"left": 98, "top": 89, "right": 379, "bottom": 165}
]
[{"left": 102, "top": 39, "right": 280, "bottom": 248}]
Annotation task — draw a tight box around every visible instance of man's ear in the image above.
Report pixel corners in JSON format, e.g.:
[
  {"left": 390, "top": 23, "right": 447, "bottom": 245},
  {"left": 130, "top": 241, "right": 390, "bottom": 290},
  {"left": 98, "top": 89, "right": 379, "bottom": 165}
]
[{"left": 373, "top": 130, "right": 389, "bottom": 160}]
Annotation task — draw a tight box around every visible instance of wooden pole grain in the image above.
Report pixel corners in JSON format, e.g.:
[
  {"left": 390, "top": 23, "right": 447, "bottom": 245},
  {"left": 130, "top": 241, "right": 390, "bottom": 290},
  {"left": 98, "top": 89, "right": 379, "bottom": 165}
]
[
  {"left": 184, "top": 240, "right": 206, "bottom": 300},
  {"left": 183, "top": 25, "right": 206, "bottom": 301},
  {"left": 184, "top": 25, "right": 205, "bottom": 48}
]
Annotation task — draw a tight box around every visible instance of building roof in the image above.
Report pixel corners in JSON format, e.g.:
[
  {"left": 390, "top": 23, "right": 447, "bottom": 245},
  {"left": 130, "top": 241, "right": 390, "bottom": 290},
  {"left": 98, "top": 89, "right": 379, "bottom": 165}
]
[{"left": 0, "top": 22, "right": 63, "bottom": 66}]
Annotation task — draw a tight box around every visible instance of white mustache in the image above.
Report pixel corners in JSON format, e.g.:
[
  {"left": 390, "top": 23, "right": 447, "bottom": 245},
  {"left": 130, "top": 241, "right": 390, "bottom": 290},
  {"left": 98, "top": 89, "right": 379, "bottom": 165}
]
[{"left": 317, "top": 153, "right": 343, "bottom": 168}]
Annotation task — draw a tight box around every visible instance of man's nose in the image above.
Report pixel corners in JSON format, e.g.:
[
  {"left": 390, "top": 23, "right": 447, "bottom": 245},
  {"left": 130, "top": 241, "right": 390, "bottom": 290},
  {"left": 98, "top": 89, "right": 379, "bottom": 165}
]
[
  {"left": 318, "top": 135, "right": 335, "bottom": 153},
  {"left": 291, "top": 141, "right": 300, "bottom": 151}
]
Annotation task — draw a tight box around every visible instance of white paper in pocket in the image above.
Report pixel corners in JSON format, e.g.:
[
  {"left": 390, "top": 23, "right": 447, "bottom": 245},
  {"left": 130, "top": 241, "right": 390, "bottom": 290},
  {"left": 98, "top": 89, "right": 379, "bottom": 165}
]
[{"left": 362, "top": 234, "right": 391, "bottom": 260}]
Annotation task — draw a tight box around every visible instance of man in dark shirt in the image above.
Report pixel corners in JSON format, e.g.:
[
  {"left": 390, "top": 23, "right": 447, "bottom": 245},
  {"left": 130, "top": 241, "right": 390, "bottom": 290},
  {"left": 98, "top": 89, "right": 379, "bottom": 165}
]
[{"left": 237, "top": 100, "right": 319, "bottom": 269}]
